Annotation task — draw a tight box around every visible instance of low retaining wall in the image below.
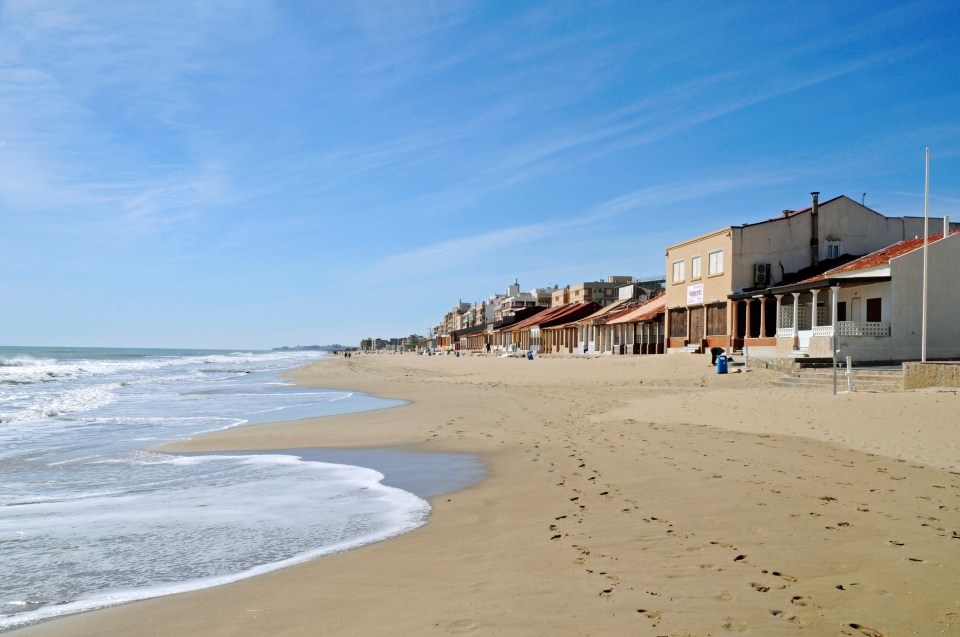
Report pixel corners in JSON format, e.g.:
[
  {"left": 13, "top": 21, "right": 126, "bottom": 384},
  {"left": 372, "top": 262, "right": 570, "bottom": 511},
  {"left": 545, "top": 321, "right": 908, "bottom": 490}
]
[
  {"left": 903, "top": 362, "right": 960, "bottom": 390},
  {"left": 746, "top": 357, "right": 798, "bottom": 374}
]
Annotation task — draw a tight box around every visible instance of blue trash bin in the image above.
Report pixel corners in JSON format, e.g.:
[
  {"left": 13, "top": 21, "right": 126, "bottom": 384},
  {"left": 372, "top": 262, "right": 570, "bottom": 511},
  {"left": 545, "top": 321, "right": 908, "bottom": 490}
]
[
  {"left": 717, "top": 354, "right": 728, "bottom": 374},
  {"left": 526, "top": 351, "right": 534, "bottom": 360},
  {"left": 455, "top": 351, "right": 460, "bottom": 358}
]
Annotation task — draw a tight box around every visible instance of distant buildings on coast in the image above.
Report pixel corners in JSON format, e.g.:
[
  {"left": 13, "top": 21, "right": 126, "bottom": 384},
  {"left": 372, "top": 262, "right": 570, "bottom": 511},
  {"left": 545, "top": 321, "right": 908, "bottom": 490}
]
[{"left": 365, "top": 192, "right": 960, "bottom": 365}]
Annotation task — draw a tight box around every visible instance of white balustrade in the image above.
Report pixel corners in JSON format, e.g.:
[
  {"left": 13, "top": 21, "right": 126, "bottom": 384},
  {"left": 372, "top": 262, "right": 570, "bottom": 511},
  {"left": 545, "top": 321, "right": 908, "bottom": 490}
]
[{"left": 837, "top": 321, "right": 891, "bottom": 337}]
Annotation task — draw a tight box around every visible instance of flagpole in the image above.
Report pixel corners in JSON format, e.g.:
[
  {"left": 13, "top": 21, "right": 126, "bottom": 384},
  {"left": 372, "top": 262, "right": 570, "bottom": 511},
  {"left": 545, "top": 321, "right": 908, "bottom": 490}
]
[{"left": 921, "top": 147, "right": 930, "bottom": 362}]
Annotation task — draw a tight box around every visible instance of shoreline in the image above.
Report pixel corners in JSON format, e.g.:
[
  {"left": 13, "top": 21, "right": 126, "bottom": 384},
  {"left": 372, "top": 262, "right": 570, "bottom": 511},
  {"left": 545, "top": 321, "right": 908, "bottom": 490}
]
[{"left": 12, "top": 354, "right": 960, "bottom": 636}]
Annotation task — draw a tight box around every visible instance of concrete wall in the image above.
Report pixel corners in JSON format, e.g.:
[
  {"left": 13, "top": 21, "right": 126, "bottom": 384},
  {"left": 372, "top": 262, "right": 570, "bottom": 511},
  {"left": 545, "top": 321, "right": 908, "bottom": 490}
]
[
  {"left": 903, "top": 362, "right": 960, "bottom": 389},
  {"left": 888, "top": 232, "right": 960, "bottom": 360}
]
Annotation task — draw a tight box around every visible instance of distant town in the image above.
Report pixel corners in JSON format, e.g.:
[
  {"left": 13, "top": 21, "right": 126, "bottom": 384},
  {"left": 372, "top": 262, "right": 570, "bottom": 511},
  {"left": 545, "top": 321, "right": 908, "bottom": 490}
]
[{"left": 273, "top": 344, "right": 356, "bottom": 352}]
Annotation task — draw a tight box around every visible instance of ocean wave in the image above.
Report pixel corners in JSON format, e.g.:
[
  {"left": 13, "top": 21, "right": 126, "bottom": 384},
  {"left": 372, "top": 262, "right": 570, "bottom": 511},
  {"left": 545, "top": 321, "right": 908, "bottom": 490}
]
[{"left": 0, "top": 452, "right": 429, "bottom": 632}]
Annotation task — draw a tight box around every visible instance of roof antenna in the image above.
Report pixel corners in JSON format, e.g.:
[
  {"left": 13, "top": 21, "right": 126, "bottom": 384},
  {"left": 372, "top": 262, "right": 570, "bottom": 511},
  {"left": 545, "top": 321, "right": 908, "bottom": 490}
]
[{"left": 861, "top": 192, "right": 867, "bottom": 206}]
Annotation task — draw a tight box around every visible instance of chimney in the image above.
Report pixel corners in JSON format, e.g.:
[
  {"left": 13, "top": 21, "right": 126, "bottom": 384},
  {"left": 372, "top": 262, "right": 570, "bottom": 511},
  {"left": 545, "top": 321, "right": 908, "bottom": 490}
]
[{"left": 810, "top": 192, "right": 820, "bottom": 266}]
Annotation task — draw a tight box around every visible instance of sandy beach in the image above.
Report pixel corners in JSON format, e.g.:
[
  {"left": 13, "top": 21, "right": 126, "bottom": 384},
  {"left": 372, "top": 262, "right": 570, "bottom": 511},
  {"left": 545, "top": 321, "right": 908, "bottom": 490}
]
[{"left": 13, "top": 353, "right": 960, "bottom": 637}]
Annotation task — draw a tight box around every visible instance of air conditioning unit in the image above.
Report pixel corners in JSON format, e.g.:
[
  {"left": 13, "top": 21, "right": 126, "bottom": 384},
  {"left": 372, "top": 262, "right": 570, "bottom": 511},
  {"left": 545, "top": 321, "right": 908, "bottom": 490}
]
[{"left": 754, "top": 263, "right": 771, "bottom": 286}]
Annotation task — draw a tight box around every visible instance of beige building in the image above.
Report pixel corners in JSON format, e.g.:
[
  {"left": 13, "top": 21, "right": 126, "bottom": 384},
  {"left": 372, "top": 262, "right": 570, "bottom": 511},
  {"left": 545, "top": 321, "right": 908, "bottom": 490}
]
[
  {"left": 664, "top": 193, "right": 955, "bottom": 354},
  {"left": 551, "top": 276, "right": 634, "bottom": 307}
]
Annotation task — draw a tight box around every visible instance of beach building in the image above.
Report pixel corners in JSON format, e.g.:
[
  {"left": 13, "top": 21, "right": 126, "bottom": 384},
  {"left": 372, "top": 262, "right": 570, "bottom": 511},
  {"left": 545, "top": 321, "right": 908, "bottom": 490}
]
[
  {"left": 574, "top": 298, "right": 638, "bottom": 355},
  {"left": 755, "top": 230, "right": 960, "bottom": 362},
  {"left": 605, "top": 293, "right": 667, "bottom": 354},
  {"left": 664, "top": 192, "right": 957, "bottom": 356},
  {"left": 578, "top": 280, "right": 665, "bottom": 355},
  {"left": 541, "top": 319, "right": 580, "bottom": 354},
  {"left": 493, "top": 281, "right": 541, "bottom": 323},
  {"left": 433, "top": 301, "right": 473, "bottom": 351},
  {"left": 551, "top": 277, "right": 635, "bottom": 307},
  {"left": 498, "top": 302, "right": 600, "bottom": 354}
]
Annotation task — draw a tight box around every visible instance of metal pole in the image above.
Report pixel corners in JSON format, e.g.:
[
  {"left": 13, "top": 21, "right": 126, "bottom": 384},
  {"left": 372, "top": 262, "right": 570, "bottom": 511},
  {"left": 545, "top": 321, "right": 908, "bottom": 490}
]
[
  {"left": 831, "top": 336, "right": 837, "bottom": 395},
  {"left": 922, "top": 147, "right": 930, "bottom": 362},
  {"left": 846, "top": 356, "right": 853, "bottom": 392}
]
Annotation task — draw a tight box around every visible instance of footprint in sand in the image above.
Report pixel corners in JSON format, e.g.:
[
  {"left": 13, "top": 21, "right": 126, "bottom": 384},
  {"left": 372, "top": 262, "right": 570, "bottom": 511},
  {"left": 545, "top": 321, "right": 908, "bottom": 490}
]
[
  {"left": 847, "top": 623, "right": 885, "bottom": 636},
  {"left": 769, "top": 609, "right": 798, "bottom": 622},
  {"left": 442, "top": 619, "right": 480, "bottom": 633},
  {"left": 636, "top": 609, "right": 661, "bottom": 623},
  {"left": 761, "top": 570, "right": 798, "bottom": 583}
]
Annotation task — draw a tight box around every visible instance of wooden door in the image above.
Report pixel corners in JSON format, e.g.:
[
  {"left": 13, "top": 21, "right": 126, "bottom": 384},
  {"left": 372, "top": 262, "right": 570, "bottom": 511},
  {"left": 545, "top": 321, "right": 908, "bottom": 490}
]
[{"left": 689, "top": 307, "right": 705, "bottom": 343}]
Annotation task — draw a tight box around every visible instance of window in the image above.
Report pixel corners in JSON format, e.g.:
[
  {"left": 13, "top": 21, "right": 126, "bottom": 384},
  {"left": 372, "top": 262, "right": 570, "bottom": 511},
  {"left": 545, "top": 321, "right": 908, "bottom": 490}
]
[
  {"left": 672, "top": 259, "right": 685, "bottom": 283},
  {"left": 826, "top": 240, "right": 842, "bottom": 260},
  {"left": 866, "top": 298, "right": 882, "bottom": 322},
  {"left": 708, "top": 249, "right": 724, "bottom": 276},
  {"left": 837, "top": 302, "right": 847, "bottom": 322},
  {"left": 690, "top": 255, "right": 702, "bottom": 279}
]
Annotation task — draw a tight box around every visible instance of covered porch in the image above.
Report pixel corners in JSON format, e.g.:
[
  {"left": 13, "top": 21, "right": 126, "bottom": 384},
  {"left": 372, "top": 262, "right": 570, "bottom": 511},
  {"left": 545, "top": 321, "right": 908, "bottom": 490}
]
[{"left": 754, "top": 279, "right": 892, "bottom": 358}]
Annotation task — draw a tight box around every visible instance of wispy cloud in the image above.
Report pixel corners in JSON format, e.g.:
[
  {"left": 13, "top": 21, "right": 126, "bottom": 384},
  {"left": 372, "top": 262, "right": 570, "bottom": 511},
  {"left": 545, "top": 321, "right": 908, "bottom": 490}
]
[
  {"left": 0, "top": 1, "right": 274, "bottom": 238},
  {"left": 356, "top": 168, "right": 794, "bottom": 283}
]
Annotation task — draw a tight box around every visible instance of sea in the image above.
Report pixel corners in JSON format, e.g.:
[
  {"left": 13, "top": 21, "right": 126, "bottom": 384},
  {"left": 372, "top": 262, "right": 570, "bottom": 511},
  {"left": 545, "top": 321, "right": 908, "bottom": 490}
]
[{"left": 0, "top": 346, "right": 482, "bottom": 632}]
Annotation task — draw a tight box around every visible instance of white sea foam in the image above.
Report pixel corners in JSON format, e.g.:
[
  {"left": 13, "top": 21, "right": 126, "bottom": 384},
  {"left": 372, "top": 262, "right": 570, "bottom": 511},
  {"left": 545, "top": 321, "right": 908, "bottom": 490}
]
[{"left": 0, "top": 452, "right": 429, "bottom": 632}]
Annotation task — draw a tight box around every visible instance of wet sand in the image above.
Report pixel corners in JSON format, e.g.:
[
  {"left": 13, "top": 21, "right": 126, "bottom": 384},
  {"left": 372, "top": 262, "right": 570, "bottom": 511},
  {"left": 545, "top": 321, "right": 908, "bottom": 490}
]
[{"left": 13, "top": 353, "right": 960, "bottom": 636}]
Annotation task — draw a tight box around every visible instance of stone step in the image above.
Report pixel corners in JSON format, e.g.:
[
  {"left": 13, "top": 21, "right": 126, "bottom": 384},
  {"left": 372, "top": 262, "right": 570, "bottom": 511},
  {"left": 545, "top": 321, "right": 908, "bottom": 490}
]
[
  {"left": 793, "top": 370, "right": 903, "bottom": 380},
  {"left": 777, "top": 370, "right": 903, "bottom": 392}
]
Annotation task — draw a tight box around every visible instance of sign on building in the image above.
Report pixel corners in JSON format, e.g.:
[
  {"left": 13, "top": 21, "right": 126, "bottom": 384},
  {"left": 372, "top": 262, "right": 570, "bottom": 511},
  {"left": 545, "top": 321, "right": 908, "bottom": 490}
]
[{"left": 687, "top": 283, "right": 704, "bottom": 305}]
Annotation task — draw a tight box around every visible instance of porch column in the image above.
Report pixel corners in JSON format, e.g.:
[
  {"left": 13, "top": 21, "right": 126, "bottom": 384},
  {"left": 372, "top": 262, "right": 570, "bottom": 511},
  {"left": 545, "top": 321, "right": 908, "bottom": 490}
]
[
  {"left": 744, "top": 299, "right": 753, "bottom": 339},
  {"left": 775, "top": 295, "right": 783, "bottom": 334},
  {"left": 811, "top": 289, "right": 820, "bottom": 329},
  {"left": 791, "top": 292, "right": 801, "bottom": 349},
  {"left": 831, "top": 285, "right": 840, "bottom": 329},
  {"left": 730, "top": 300, "right": 739, "bottom": 348},
  {"left": 759, "top": 298, "right": 767, "bottom": 338}
]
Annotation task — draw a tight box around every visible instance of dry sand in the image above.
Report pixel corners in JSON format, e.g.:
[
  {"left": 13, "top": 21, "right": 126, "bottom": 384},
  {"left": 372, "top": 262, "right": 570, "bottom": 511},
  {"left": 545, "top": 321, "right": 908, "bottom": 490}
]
[{"left": 13, "top": 353, "right": 960, "bottom": 636}]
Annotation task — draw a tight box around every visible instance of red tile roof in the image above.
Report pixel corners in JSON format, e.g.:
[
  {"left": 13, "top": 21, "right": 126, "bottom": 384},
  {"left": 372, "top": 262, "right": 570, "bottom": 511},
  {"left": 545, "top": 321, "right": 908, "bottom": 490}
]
[
  {"left": 576, "top": 298, "right": 634, "bottom": 325},
  {"left": 501, "top": 302, "right": 600, "bottom": 332},
  {"left": 606, "top": 294, "right": 666, "bottom": 324},
  {"left": 797, "top": 232, "right": 956, "bottom": 285}
]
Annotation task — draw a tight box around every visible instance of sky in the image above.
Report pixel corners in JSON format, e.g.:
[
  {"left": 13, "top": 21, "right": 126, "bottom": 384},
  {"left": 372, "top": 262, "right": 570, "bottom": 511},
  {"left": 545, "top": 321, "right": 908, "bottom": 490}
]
[{"left": 1, "top": 0, "right": 958, "bottom": 349}]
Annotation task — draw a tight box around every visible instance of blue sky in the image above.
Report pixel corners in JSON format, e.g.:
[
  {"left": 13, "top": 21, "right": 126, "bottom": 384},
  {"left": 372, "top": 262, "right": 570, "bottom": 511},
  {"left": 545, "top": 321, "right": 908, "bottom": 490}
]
[{"left": 1, "top": 0, "right": 958, "bottom": 349}]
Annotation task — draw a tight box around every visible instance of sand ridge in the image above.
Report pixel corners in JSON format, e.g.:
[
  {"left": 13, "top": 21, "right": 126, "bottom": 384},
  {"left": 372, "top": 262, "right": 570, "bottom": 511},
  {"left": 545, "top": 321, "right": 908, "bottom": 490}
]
[{"left": 13, "top": 353, "right": 960, "bottom": 636}]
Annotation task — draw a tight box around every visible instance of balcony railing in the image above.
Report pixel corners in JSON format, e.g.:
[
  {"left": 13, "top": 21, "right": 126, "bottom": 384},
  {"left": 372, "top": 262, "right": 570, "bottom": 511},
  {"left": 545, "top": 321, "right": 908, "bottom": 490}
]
[
  {"left": 838, "top": 321, "right": 891, "bottom": 337},
  {"left": 779, "top": 322, "right": 891, "bottom": 338}
]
